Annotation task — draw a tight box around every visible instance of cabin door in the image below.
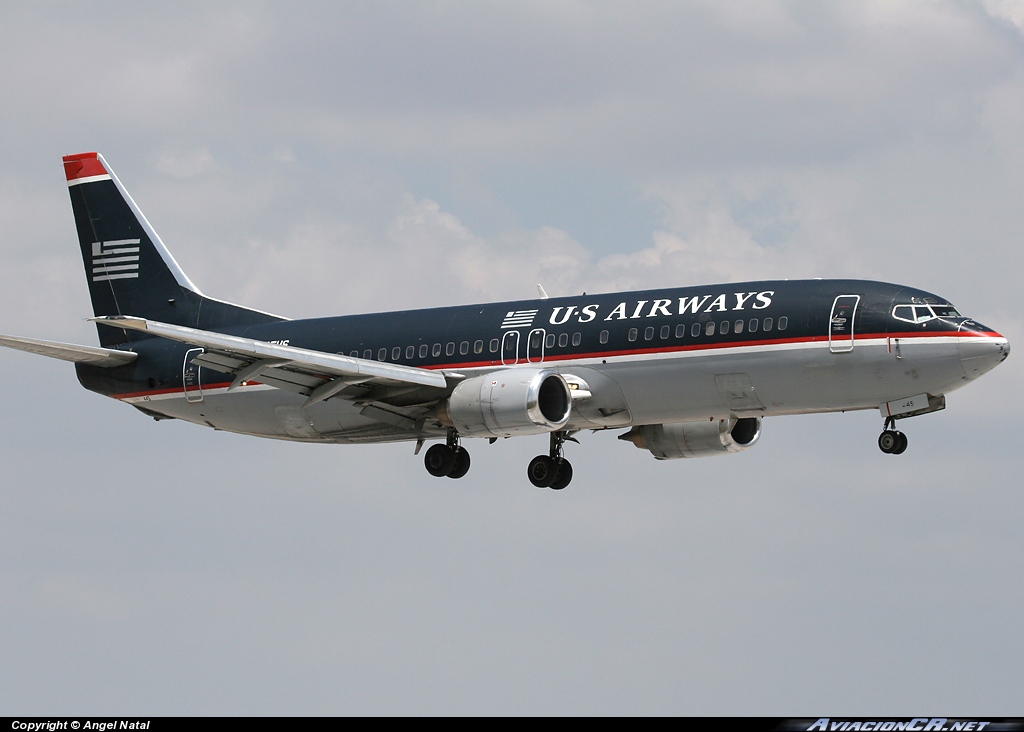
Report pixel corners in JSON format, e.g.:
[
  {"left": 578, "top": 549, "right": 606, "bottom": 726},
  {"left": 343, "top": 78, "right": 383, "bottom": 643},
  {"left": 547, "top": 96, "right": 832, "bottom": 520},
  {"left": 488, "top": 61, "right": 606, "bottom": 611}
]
[
  {"left": 183, "top": 348, "right": 204, "bottom": 403},
  {"left": 829, "top": 295, "right": 860, "bottom": 353}
]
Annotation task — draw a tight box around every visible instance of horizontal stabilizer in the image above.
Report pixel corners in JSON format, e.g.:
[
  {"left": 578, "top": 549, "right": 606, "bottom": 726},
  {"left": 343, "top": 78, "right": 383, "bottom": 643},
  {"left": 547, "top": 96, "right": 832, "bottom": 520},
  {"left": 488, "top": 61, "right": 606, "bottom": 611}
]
[
  {"left": 91, "top": 316, "right": 448, "bottom": 392},
  {"left": 0, "top": 333, "right": 137, "bottom": 368}
]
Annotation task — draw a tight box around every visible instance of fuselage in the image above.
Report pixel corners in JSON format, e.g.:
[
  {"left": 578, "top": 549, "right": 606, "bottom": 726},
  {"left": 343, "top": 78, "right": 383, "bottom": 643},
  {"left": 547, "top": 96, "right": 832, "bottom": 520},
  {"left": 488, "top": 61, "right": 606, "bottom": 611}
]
[{"left": 76, "top": 278, "right": 1008, "bottom": 444}]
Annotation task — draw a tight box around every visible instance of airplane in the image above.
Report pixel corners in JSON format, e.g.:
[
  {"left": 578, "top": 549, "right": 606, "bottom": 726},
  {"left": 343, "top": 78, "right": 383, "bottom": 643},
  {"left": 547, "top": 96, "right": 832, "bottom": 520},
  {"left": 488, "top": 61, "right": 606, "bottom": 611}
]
[{"left": 0, "top": 152, "right": 1011, "bottom": 489}]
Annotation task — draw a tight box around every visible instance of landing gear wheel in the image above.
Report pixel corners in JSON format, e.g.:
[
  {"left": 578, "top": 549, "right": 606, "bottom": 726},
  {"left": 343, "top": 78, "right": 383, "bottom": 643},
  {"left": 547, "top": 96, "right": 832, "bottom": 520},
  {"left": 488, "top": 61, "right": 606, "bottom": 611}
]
[
  {"left": 878, "top": 429, "right": 909, "bottom": 455},
  {"left": 424, "top": 444, "right": 456, "bottom": 477},
  {"left": 528, "top": 455, "right": 558, "bottom": 488},
  {"left": 447, "top": 448, "right": 471, "bottom": 479},
  {"left": 526, "top": 431, "right": 578, "bottom": 488},
  {"left": 549, "top": 459, "right": 573, "bottom": 490}
]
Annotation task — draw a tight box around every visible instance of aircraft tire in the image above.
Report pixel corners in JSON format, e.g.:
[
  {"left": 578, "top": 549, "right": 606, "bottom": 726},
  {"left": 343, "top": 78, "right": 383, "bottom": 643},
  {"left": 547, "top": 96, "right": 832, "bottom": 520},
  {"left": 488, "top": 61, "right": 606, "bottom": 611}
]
[
  {"left": 878, "top": 431, "right": 897, "bottom": 454},
  {"left": 425, "top": 444, "right": 456, "bottom": 477},
  {"left": 549, "top": 459, "right": 573, "bottom": 490},
  {"left": 447, "top": 448, "right": 471, "bottom": 479},
  {"left": 527, "top": 455, "right": 558, "bottom": 488},
  {"left": 893, "top": 431, "right": 908, "bottom": 455}
]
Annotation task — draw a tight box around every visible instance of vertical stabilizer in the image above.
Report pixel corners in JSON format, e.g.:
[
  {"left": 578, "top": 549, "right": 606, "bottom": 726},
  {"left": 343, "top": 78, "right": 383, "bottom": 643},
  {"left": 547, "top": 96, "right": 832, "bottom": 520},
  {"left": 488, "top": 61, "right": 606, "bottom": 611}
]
[{"left": 63, "top": 152, "right": 281, "bottom": 346}]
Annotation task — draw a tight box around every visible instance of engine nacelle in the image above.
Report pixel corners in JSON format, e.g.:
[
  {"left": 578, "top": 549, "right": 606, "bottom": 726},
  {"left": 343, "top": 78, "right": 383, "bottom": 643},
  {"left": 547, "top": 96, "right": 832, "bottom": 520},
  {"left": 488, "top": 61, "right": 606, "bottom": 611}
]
[
  {"left": 620, "top": 417, "right": 762, "bottom": 460},
  {"left": 438, "top": 368, "right": 572, "bottom": 438}
]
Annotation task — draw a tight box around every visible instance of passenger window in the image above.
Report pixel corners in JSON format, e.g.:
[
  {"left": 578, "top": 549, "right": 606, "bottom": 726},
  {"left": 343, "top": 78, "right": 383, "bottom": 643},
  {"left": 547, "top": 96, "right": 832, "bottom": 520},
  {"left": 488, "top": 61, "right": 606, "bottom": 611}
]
[
  {"left": 628, "top": 328, "right": 638, "bottom": 342},
  {"left": 675, "top": 324, "right": 686, "bottom": 338},
  {"left": 432, "top": 343, "right": 441, "bottom": 357},
  {"left": 363, "top": 349, "right": 372, "bottom": 360},
  {"left": 599, "top": 330, "right": 609, "bottom": 344},
  {"left": 474, "top": 340, "right": 483, "bottom": 354},
  {"left": 546, "top": 333, "right": 555, "bottom": 349},
  {"left": 379, "top": 348, "right": 387, "bottom": 361},
  {"left": 763, "top": 317, "right": 773, "bottom": 331},
  {"left": 446, "top": 342, "right": 455, "bottom": 356},
  {"left": 720, "top": 321, "right": 730, "bottom": 335},
  {"left": 419, "top": 344, "right": 428, "bottom": 358},
  {"left": 777, "top": 316, "right": 788, "bottom": 331},
  {"left": 748, "top": 319, "right": 758, "bottom": 333},
  {"left": 705, "top": 322, "right": 716, "bottom": 336},
  {"left": 558, "top": 333, "right": 568, "bottom": 347},
  {"left": 734, "top": 320, "right": 744, "bottom": 334},
  {"left": 572, "top": 332, "right": 581, "bottom": 346},
  {"left": 459, "top": 341, "right": 469, "bottom": 355},
  {"left": 350, "top": 350, "right": 359, "bottom": 357},
  {"left": 489, "top": 339, "right": 499, "bottom": 353},
  {"left": 406, "top": 345, "right": 415, "bottom": 359},
  {"left": 691, "top": 322, "right": 701, "bottom": 337},
  {"left": 660, "top": 325, "right": 670, "bottom": 339},
  {"left": 392, "top": 346, "right": 401, "bottom": 360},
  {"left": 644, "top": 326, "right": 654, "bottom": 341}
]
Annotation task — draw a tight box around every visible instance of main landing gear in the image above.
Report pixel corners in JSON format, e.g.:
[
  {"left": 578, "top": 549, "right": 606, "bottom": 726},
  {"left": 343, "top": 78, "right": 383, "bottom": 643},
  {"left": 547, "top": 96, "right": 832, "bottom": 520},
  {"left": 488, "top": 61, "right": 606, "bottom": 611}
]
[
  {"left": 527, "top": 431, "right": 575, "bottom": 490},
  {"left": 877, "top": 417, "right": 908, "bottom": 455},
  {"left": 424, "top": 430, "right": 471, "bottom": 479},
  {"left": 422, "top": 430, "right": 576, "bottom": 489}
]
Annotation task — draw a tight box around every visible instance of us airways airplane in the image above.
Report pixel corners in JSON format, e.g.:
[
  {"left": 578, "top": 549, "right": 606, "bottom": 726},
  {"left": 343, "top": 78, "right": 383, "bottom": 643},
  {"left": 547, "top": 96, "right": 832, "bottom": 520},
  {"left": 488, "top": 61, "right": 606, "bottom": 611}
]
[{"left": 0, "top": 153, "right": 1010, "bottom": 489}]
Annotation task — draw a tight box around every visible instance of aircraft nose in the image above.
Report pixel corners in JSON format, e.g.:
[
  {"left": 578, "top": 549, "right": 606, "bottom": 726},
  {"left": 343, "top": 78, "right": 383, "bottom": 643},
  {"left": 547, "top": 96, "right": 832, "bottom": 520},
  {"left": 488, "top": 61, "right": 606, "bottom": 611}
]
[{"left": 958, "top": 328, "right": 1010, "bottom": 380}]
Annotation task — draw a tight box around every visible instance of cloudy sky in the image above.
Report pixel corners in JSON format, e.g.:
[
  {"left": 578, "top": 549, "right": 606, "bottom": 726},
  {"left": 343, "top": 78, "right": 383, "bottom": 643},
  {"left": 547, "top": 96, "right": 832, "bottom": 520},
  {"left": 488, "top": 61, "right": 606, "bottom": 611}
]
[{"left": 1, "top": 0, "right": 1022, "bottom": 715}]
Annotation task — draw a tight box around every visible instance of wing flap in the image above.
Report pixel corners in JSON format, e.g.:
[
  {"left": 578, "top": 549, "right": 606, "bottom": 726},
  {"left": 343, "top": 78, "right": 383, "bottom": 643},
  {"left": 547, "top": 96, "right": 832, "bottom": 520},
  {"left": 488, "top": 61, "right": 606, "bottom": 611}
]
[
  {"left": 191, "top": 352, "right": 250, "bottom": 372},
  {"left": 259, "top": 368, "right": 327, "bottom": 390},
  {"left": 256, "top": 372, "right": 321, "bottom": 396},
  {"left": 0, "top": 333, "right": 137, "bottom": 368}
]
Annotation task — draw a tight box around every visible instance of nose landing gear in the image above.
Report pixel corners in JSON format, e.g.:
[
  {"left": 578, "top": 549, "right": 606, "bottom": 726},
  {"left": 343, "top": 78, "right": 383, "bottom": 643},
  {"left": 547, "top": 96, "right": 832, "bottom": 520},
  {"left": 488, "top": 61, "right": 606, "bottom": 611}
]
[
  {"left": 877, "top": 417, "right": 908, "bottom": 455},
  {"left": 527, "top": 431, "right": 575, "bottom": 490}
]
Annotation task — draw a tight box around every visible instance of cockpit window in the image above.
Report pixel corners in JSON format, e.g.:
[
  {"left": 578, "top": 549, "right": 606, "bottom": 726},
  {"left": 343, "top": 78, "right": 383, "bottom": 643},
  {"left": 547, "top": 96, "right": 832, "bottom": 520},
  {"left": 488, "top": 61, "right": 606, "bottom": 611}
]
[
  {"left": 892, "top": 303, "right": 961, "bottom": 323},
  {"left": 892, "top": 305, "right": 918, "bottom": 323}
]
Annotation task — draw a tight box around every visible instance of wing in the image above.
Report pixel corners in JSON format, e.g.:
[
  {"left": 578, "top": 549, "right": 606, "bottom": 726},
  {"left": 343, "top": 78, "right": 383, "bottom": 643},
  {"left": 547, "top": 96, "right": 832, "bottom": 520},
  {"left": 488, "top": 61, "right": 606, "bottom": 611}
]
[
  {"left": 91, "top": 315, "right": 451, "bottom": 407},
  {"left": 0, "top": 333, "right": 138, "bottom": 367}
]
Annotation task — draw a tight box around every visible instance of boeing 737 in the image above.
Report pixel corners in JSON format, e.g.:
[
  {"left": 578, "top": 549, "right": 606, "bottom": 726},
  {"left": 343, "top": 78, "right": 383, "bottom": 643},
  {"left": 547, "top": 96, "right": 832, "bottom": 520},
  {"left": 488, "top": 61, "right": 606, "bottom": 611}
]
[{"left": 0, "top": 153, "right": 1010, "bottom": 489}]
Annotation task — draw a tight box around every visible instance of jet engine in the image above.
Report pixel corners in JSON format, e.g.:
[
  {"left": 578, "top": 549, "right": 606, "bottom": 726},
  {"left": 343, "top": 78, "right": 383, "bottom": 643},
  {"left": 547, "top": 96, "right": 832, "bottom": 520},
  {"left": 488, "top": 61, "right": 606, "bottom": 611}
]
[
  {"left": 619, "top": 417, "right": 761, "bottom": 460},
  {"left": 438, "top": 368, "right": 572, "bottom": 438}
]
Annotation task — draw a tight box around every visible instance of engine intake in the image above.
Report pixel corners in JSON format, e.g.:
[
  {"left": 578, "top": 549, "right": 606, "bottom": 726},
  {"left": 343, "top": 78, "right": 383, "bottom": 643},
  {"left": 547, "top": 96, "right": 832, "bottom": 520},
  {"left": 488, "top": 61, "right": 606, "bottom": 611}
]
[
  {"left": 438, "top": 368, "right": 572, "bottom": 438},
  {"left": 620, "top": 417, "right": 762, "bottom": 460}
]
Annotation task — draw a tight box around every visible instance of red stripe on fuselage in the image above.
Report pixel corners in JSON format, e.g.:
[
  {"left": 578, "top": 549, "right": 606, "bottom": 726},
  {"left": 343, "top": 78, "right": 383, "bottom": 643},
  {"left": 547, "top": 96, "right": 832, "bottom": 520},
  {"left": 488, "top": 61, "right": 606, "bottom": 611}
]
[
  {"left": 887, "top": 329, "right": 1003, "bottom": 339},
  {"left": 109, "top": 329, "right": 996, "bottom": 401},
  {"left": 116, "top": 381, "right": 236, "bottom": 400}
]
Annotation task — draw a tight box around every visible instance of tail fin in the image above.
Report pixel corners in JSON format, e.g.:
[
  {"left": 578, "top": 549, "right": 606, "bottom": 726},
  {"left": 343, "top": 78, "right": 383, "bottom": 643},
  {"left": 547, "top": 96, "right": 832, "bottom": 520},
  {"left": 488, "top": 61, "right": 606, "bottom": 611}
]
[{"left": 63, "top": 152, "right": 282, "bottom": 346}]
